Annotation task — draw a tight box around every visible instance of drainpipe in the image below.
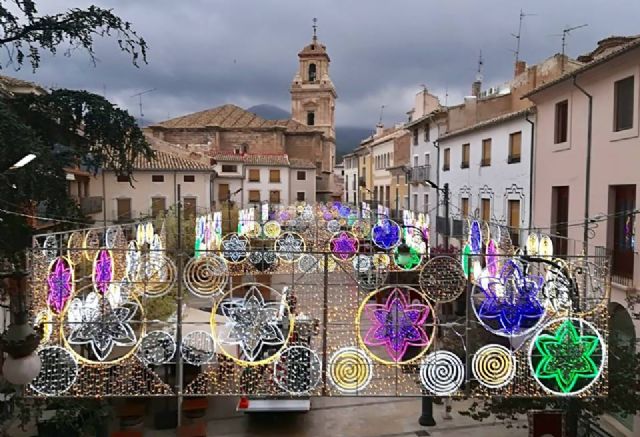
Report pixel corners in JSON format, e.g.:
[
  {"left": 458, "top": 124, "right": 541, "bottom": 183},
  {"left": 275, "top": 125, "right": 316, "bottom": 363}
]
[
  {"left": 525, "top": 110, "right": 535, "bottom": 235},
  {"left": 433, "top": 139, "right": 440, "bottom": 247},
  {"left": 572, "top": 75, "right": 593, "bottom": 257}
]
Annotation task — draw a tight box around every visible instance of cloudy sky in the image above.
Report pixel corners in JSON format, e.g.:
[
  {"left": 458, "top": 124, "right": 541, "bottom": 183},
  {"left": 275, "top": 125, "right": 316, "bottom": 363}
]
[{"left": 5, "top": 0, "right": 640, "bottom": 127}]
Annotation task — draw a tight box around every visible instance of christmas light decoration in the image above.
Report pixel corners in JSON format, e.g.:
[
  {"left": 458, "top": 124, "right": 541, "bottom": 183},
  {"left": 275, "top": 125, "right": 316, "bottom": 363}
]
[
  {"left": 529, "top": 318, "right": 605, "bottom": 395},
  {"left": 263, "top": 220, "right": 282, "bottom": 239},
  {"left": 221, "top": 233, "right": 250, "bottom": 264},
  {"left": 327, "top": 347, "right": 373, "bottom": 394},
  {"left": 275, "top": 232, "right": 305, "bottom": 263},
  {"left": 470, "top": 220, "right": 482, "bottom": 253},
  {"left": 138, "top": 330, "right": 176, "bottom": 366},
  {"left": 30, "top": 346, "right": 78, "bottom": 396},
  {"left": 371, "top": 219, "right": 401, "bottom": 250},
  {"left": 419, "top": 256, "right": 467, "bottom": 303},
  {"left": 184, "top": 254, "right": 228, "bottom": 299},
  {"left": 419, "top": 351, "right": 464, "bottom": 396},
  {"left": 181, "top": 330, "right": 215, "bottom": 366},
  {"left": 92, "top": 249, "right": 113, "bottom": 294},
  {"left": 46, "top": 257, "right": 74, "bottom": 313},
  {"left": 329, "top": 231, "right": 359, "bottom": 261},
  {"left": 273, "top": 345, "right": 322, "bottom": 395},
  {"left": 472, "top": 344, "right": 516, "bottom": 389}
]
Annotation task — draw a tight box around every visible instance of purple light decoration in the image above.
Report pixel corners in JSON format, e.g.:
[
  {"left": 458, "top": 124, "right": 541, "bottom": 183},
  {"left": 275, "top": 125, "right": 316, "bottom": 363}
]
[
  {"left": 323, "top": 211, "right": 333, "bottom": 221},
  {"left": 330, "top": 232, "right": 359, "bottom": 260},
  {"left": 364, "top": 288, "right": 430, "bottom": 361},
  {"left": 372, "top": 220, "right": 401, "bottom": 250},
  {"left": 470, "top": 220, "right": 482, "bottom": 253},
  {"left": 279, "top": 210, "right": 291, "bottom": 222},
  {"left": 486, "top": 239, "right": 498, "bottom": 277},
  {"left": 477, "top": 259, "right": 545, "bottom": 335},
  {"left": 94, "top": 249, "right": 113, "bottom": 294},
  {"left": 47, "top": 258, "right": 73, "bottom": 313}
]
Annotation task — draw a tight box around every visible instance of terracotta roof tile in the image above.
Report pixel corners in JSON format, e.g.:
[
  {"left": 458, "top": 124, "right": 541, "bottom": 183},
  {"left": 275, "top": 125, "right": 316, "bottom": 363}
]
[
  {"left": 289, "top": 158, "right": 317, "bottom": 169},
  {"left": 212, "top": 152, "right": 308, "bottom": 167},
  {"left": 131, "top": 149, "right": 211, "bottom": 170}
]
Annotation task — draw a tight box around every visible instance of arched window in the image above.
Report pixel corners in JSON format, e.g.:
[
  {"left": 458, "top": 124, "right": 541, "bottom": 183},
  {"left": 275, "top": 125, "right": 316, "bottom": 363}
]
[
  {"left": 308, "top": 63, "right": 317, "bottom": 82},
  {"left": 307, "top": 111, "right": 315, "bottom": 126}
]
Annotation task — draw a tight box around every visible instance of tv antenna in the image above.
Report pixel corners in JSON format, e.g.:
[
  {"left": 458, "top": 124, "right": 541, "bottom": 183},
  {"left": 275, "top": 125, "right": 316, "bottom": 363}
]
[
  {"left": 561, "top": 24, "right": 588, "bottom": 58},
  {"left": 511, "top": 9, "right": 536, "bottom": 63},
  {"left": 378, "top": 105, "right": 386, "bottom": 126},
  {"left": 130, "top": 88, "right": 157, "bottom": 125},
  {"left": 476, "top": 50, "right": 483, "bottom": 82}
]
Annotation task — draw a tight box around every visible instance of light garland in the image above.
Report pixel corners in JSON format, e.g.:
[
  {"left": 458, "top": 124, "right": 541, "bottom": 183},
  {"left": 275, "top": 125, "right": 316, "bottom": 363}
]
[
  {"left": 30, "top": 346, "right": 79, "bottom": 396},
  {"left": 273, "top": 345, "right": 322, "bottom": 395},
  {"left": 139, "top": 330, "right": 176, "bottom": 366}
]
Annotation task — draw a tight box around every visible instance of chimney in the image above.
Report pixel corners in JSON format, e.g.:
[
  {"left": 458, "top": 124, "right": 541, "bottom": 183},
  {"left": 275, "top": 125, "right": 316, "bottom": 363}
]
[
  {"left": 514, "top": 60, "right": 526, "bottom": 77},
  {"left": 471, "top": 80, "right": 481, "bottom": 98},
  {"left": 375, "top": 123, "right": 384, "bottom": 137}
]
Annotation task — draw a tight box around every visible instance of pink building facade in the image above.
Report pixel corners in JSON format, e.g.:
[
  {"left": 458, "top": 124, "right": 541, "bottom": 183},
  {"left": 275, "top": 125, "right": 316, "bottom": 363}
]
[{"left": 528, "top": 37, "right": 640, "bottom": 435}]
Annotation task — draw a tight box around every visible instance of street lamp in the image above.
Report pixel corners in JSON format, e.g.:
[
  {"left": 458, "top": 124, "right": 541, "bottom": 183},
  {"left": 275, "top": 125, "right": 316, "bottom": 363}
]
[
  {"left": 9, "top": 153, "right": 37, "bottom": 170},
  {"left": 425, "top": 180, "right": 450, "bottom": 248}
]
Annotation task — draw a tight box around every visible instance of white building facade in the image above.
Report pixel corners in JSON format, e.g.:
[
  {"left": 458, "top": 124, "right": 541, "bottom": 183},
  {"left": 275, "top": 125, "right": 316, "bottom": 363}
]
[
  {"left": 438, "top": 109, "right": 534, "bottom": 246},
  {"left": 342, "top": 153, "right": 358, "bottom": 204}
]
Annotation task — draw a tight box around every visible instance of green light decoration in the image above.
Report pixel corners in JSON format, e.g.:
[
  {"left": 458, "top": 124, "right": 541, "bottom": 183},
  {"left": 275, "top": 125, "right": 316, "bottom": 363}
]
[
  {"left": 393, "top": 245, "right": 422, "bottom": 271},
  {"left": 533, "top": 319, "right": 602, "bottom": 394},
  {"left": 461, "top": 244, "right": 471, "bottom": 278}
]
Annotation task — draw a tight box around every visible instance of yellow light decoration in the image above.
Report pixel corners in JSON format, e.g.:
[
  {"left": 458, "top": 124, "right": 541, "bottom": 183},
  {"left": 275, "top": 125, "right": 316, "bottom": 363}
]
[
  {"left": 35, "top": 309, "right": 53, "bottom": 344},
  {"left": 539, "top": 235, "right": 553, "bottom": 258},
  {"left": 327, "top": 347, "right": 373, "bottom": 394},
  {"left": 263, "top": 220, "right": 282, "bottom": 239},
  {"left": 82, "top": 229, "right": 100, "bottom": 261},
  {"left": 135, "top": 223, "right": 145, "bottom": 247},
  {"left": 472, "top": 344, "right": 516, "bottom": 389},
  {"left": 372, "top": 253, "right": 390, "bottom": 269},
  {"left": 65, "top": 232, "right": 84, "bottom": 266},
  {"left": 526, "top": 233, "right": 539, "bottom": 255},
  {"left": 144, "top": 222, "right": 155, "bottom": 245}
]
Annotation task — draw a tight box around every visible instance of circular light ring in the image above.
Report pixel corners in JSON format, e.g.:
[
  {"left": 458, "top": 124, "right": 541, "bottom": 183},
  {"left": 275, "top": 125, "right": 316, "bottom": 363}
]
[
  {"left": 30, "top": 346, "right": 78, "bottom": 396},
  {"left": 352, "top": 254, "right": 372, "bottom": 272},
  {"left": 298, "top": 254, "right": 319, "bottom": 273},
  {"left": 528, "top": 317, "right": 606, "bottom": 396},
  {"left": 263, "top": 221, "right": 282, "bottom": 239},
  {"left": 211, "top": 283, "right": 293, "bottom": 367},
  {"left": 134, "top": 252, "right": 177, "bottom": 298},
  {"left": 274, "top": 232, "right": 306, "bottom": 263},
  {"left": 273, "top": 345, "right": 322, "bottom": 395},
  {"left": 65, "top": 232, "right": 84, "bottom": 266},
  {"left": 221, "top": 233, "right": 251, "bottom": 264},
  {"left": 420, "top": 351, "right": 464, "bottom": 396},
  {"left": 327, "top": 347, "right": 373, "bottom": 394},
  {"left": 419, "top": 256, "right": 467, "bottom": 303},
  {"left": 371, "top": 220, "right": 402, "bottom": 250},
  {"left": 329, "top": 231, "right": 359, "bottom": 262},
  {"left": 243, "top": 221, "right": 262, "bottom": 238},
  {"left": 356, "top": 286, "right": 436, "bottom": 365},
  {"left": 350, "top": 220, "right": 371, "bottom": 239},
  {"left": 472, "top": 344, "right": 516, "bottom": 389},
  {"left": 60, "top": 293, "right": 145, "bottom": 366},
  {"left": 327, "top": 219, "right": 341, "bottom": 233},
  {"left": 181, "top": 330, "right": 215, "bottom": 366},
  {"left": 372, "top": 253, "right": 390, "bottom": 268},
  {"left": 139, "top": 330, "right": 176, "bottom": 365},
  {"left": 184, "top": 254, "right": 229, "bottom": 299}
]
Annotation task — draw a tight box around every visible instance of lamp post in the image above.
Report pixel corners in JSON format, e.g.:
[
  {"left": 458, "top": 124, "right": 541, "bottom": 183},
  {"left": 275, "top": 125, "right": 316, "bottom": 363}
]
[{"left": 426, "top": 180, "right": 449, "bottom": 249}]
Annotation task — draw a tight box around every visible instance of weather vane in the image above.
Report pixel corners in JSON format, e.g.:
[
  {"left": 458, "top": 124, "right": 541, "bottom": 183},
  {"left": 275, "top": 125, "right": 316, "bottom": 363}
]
[{"left": 312, "top": 18, "right": 318, "bottom": 40}]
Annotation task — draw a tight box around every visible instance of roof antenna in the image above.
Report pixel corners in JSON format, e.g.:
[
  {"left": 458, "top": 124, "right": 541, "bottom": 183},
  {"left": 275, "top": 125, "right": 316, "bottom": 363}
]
[
  {"left": 444, "top": 86, "right": 449, "bottom": 106},
  {"left": 378, "top": 105, "right": 386, "bottom": 126},
  {"left": 560, "top": 24, "right": 588, "bottom": 72},
  {"left": 312, "top": 17, "right": 318, "bottom": 41},
  {"left": 130, "top": 88, "right": 157, "bottom": 125},
  {"left": 476, "top": 50, "right": 484, "bottom": 82},
  {"left": 511, "top": 9, "right": 536, "bottom": 64}
]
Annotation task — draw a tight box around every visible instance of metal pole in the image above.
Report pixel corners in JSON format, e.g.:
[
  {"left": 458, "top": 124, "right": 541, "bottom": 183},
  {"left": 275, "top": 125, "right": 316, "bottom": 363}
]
[
  {"left": 321, "top": 252, "right": 329, "bottom": 395},
  {"left": 175, "top": 184, "right": 184, "bottom": 427},
  {"left": 444, "top": 183, "right": 450, "bottom": 248}
]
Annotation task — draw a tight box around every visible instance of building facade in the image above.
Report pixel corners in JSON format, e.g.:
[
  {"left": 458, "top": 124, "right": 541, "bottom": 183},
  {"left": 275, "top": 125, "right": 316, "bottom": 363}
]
[{"left": 342, "top": 153, "right": 358, "bottom": 204}]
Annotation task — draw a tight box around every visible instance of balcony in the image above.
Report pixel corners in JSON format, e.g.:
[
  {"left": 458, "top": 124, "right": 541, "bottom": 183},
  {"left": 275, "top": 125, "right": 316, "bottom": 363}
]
[
  {"left": 409, "top": 165, "right": 430, "bottom": 184},
  {"left": 80, "top": 196, "right": 103, "bottom": 215}
]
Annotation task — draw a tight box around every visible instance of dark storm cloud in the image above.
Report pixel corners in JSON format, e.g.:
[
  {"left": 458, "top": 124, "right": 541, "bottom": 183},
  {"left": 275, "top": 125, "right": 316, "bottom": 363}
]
[{"left": 6, "top": 0, "right": 640, "bottom": 127}]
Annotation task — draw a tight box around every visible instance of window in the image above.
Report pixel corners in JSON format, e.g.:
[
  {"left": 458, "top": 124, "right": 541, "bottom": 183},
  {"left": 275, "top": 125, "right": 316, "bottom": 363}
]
[
  {"left": 461, "top": 198, "right": 469, "bottom": 218},
  {"left": 461, "top": 143, "right": 470, "bottom": 168},
  {"left": 297, "top": 192, "right": 305, "bottom": 201},
  {"left": 269, "top": 169, "right": 281, "bottom": 183},
  {"left": 151, "top": 197, "right": 166, "bottom": 218},
  {"left": 183, "top": 175, "right": 195, "bottom": 182},
  {"left": 481, "top": 198, "right": 490, "bottom": 222},
  {"left": 554, "top": 100, "right": 569, "bottom": 144},
  {"left": 413, "top": 194, "right": 418, "bottom": 210},
  {"left": 424, "top": 123, "right": 430, "bottom": 142},
  {"left": 413, "top": 129, "right": 419, "bottom": 145},
  {"left": 116, "top": 198, "right": 132, "bottom": 221},
  {"left": 221, "top": 165, "right": 238, "bottom": 173},
  {"left": 183, "top": 197, "right": 196, "bottom": 218},
  {"left": 269, "top": 190, "right": 280, "bottom": 204},
  {"left": 248, "top": 190, "right": 260, "bottom": 203},
  {"left": 481, "top": 139, "right": 491, "bottom": 166},
  {"left": 308, "top": 63, "right": 317, "bottom": 82},
  {"left": 152, "top": 174, "right": 164, "bottom": 182},
  {"left": 424, "top": 153, "right": 430, "bottom": 166},
  {"left": 508, "top": 199, "right": 520, "bottom": 244},
  {"left": 297, "top": 171, "right": 306, "bottom": 181},
  {"left": 614, "top": 76, "right": 634, "bottom": 131},
  {"left": 423, "top": 194, "right": 429, "bottom": 213},
  {"left": 413, "top": 155, "right": 419, "bottom": 167},
  {"left": 117, "top": 175, "right": 129, "bottom": 183},
  {"left": 218, "top": 183, "right": 230, "bottom": 202},
  {"left": 249, "top": 169, "right": 260, "bottom": 182},
  {"left": 443, "top": 148, "right": 450, "bottom": 171},
  {"left": 508, "top": 132, "right": 522, "bottom": 163},
  {"left": 385, "top": 186, "right": 390, "bottom": 208},
  {"left": 551, "top": 186, "right": 569, "bottom": 256},
  {"left": 610, "top": 185, "right": 635, "bottom": 280},
  {"left": 307, "top": 111, "right": 315, "bottom": 126}
]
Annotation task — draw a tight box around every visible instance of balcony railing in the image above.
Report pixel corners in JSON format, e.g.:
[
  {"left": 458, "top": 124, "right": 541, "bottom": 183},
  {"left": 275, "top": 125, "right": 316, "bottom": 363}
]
[
  {"left": 80, "top": 196, "right": 103, "bottom": 215},
  {"left": 409, "top": 165, "right": 430, "bottom": 183}
]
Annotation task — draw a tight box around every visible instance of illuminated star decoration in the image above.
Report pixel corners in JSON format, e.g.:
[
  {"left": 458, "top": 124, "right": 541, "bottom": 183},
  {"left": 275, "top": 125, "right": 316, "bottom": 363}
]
[
  {"left": 220, "top": 286, "right": 286, "bottom": 362},
  {"left": 393, "top": 245, "right": 422, "bottom": 270},
  {"left": 222, "top": 234, "right": 248, "bottom": 263},
  {"left": 364, "top": 288, "right": 430, "bottom": 362},
  {"left": 371, "top": 220, "right": 401, "bottom": 250},
  {"left": 94, "top": 250, "right": 113, "bottom": 294},
  {"left": 276, "top": 233, "right": 304, "bottom": 262},
  {"left": 534, "top": 319, "right": 601, "bottom": 393},
  {"left": 67, "top": 292, "right": 138, "bottom": 361},
  {"left": 47, "top": 258, "right": 73, "bottom": 313},
  {"left": 330, "top": 232, "right": 359, "bottom": 261},
  {"left": 478, "top": 260, "right": 545, "bottom": 336}
]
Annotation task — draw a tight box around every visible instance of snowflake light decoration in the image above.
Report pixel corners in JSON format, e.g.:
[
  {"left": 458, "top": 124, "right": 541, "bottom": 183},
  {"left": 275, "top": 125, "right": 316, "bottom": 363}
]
[
  {"left": 222, "top": 233, "right": 250, "bottom": 264},
  {"left": 275, "top": 232, "right": 305, "bottom": 263}
]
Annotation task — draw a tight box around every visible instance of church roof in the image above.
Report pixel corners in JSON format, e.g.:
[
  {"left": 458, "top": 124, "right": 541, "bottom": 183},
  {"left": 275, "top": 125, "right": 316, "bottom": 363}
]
[
  {"left": 151, "top": 104, "right": 319, "bottom": 134},
  {"left": 298, "top": 38, "right": 330, "bottom": 60}
]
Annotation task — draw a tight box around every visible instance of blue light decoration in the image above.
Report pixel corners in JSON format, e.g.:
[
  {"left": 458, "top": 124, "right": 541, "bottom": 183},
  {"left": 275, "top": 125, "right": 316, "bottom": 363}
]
[
  {"left": 470, "top": 220, "right": 482, "bottom": 254},
  {"left": 339, "top": 205, "right": 351, "bottom": 218},
  {"left": 473, "top": 259, "right": 546, "bottom": 337},
  {"left": 371, "top": 219, "right": 402, "bottom": 250}
]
